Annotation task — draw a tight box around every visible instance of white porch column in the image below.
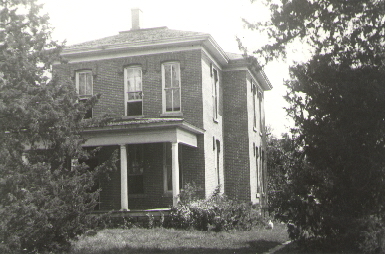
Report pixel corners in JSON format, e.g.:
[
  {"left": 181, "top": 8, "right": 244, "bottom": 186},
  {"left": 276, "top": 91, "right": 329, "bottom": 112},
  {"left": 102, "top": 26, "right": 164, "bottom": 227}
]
[
  {"left": 120, "top": 144, "right": 129, "bottom": 211},
  {"left": 171, "top": 142, "right": 180, "bottom": 206}
]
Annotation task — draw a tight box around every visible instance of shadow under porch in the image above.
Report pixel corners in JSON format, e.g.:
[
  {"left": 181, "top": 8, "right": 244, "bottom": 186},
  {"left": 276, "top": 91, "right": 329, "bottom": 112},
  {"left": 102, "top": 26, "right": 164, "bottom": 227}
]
[{"left": 81, "top": 118, "right": 205, "bottom": 212}]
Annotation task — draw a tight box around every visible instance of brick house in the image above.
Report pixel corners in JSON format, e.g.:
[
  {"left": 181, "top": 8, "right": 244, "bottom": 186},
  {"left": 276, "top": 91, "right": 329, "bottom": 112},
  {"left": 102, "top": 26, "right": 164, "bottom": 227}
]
[{"left": 53, "top": 9, "right": 272, "bottom": 211}]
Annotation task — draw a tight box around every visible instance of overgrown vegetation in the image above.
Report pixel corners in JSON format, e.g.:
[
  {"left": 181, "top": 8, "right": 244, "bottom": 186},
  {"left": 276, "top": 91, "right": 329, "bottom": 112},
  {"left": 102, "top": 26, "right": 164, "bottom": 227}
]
[
  {"left": 243, "top": 0, "right": 385, "bottom": 252},
  {"left": 165, "top": 184, "right": 266, "bottom": 231},
  {"left": 0, "top": 0, "right": 116, "bottom": 252}
]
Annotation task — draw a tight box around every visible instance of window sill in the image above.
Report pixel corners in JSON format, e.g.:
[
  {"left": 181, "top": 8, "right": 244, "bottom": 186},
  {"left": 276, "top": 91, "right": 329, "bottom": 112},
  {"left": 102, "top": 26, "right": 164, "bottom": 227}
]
[
  {"left": 213, "top": 118, "right": 219, "bottom": 124},
  {"left": 253, "top": 127, "right": 258, "bottom": 133},
  {"left": 160, "top": 112, "right": 183, "bottom": 117},
  {"left": 78, "top": 95, "right": 92, "bottom": 99}
]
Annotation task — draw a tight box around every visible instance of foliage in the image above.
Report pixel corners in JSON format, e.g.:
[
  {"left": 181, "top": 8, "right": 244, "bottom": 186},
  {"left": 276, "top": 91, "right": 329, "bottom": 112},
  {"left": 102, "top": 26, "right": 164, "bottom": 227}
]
[
  {"left": 358, "top": 215, "right": 385, "bottom": 253},
  {"left": 265, "top": 131, "right": 295, "bottom": 212},
  {"left": 0, "top": 0, "right": 117, "bottom": 252},
  {"left": 166, "top": 185, "right": 265, "bottom": 231},
  {"left": 178, "top": 182, "right": 203, "bottom": 205},
  {"left": 244, "top": 0, "right": 385, "bottom": 250},
  {"left": 245, "top": 0, "right": 385, "bottom": 66}
]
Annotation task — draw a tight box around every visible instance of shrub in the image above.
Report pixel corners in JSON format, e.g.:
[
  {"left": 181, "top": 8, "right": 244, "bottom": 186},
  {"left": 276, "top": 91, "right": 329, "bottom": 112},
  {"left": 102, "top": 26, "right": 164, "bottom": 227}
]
[
  {"left": 178, "top": 182, "right": 203, "bottom": 205},
  {"left": 359, "top": 215, "right": 385, "bottom": 253},
  {"left": 165, "top": 185, "right": 265, "bottom": 231}
]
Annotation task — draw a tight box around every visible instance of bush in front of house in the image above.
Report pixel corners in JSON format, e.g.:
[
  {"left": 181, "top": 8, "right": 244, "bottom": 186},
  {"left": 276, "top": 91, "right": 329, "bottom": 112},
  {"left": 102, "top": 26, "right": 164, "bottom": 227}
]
[
  {"left": 165, "top": 185, "right": 265, "bottom": 231},
  {"left": 358, "top": 215, "right": 385, "bottom": 253}
]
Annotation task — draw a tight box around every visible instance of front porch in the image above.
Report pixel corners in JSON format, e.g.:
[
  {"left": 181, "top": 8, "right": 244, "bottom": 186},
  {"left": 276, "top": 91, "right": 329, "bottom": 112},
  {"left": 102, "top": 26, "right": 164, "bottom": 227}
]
[{"left": 82, "top": 118, "right": 205, "bottom": 211}]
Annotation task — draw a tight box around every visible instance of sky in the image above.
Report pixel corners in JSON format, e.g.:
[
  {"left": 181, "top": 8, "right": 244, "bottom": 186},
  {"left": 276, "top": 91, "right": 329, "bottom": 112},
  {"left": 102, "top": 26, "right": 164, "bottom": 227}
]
[{"left": 39, "top": 0, "right": 295, "bottom": 137}]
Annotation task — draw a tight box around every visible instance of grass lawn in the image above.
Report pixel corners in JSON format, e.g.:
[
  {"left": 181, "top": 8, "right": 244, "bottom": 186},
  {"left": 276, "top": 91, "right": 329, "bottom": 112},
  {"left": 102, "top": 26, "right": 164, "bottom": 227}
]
[
  {"left": 275, "top": 241, "right": 362, "bottom": 254},
  {"left": 70, "top": 223, "right": 289, "bottom": 254}
]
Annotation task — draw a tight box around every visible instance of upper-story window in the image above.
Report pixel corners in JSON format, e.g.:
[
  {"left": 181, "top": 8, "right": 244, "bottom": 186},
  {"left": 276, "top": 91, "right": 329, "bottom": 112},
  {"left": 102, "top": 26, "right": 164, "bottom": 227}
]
[
  {"left": 258, "top": 91, "right": 263, "bottom": 132},
  {"left": 212, "top": 67, "right": 219, "bottom": 121},
  {"left": 252, "top": 82, "right": 257, "bottom": 130},
  {"left": 124, "top": 66, "right": 143, "bottom": 116},
  {"left": 162, "top": 62, "right": 181, "bottom": 113},
  {"left": 76, "top": 70, "right": 93, "bottom": 118}
]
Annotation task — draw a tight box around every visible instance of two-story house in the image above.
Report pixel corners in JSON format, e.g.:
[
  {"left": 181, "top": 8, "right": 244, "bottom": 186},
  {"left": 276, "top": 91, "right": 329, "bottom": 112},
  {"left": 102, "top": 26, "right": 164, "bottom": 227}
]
[{"left": 53, "top": 9, "right": 272, "bottom": 211}]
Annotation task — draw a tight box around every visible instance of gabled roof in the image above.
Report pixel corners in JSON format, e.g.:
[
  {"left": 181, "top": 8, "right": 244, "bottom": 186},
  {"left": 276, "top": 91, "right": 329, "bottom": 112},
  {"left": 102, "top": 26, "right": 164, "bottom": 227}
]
[{"left": 67, "top": 27, "right": 208, "bottom": 50}]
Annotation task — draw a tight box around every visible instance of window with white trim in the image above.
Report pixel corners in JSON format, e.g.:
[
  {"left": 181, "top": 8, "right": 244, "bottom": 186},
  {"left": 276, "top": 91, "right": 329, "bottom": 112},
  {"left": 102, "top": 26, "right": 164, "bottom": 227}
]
[
  {"left": 162, "top": 62, "right": 181, "bottom": 113},
  {"left": 215, "top": 139, "right": 220, "bottom": 186},
  {"left": 212, "top": 68, "right": 219, "bottom": 121},
  {"left": 76, "top": 70, "right": 93, "bottom": 118},
  {"left": 256, "top": 146, "right": 260, "bottom": 193},
  {"left": 258, "top": 91, "right": 263, "bottom": 132},
  {"left": 252, "top": 82, "right": 257, "bottom": 130},
  {"left": 124, "top": 66, "right": 143, "bottom": 116}
]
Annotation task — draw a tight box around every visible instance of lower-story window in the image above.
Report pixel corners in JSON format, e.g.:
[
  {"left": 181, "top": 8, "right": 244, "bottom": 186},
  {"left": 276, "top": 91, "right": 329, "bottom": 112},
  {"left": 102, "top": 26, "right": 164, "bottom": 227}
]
[
  {"left": 216, "top": 139, "right": 220, "bottom": 186},
  {"left": 127, "top": 144, "right": 144, "bottom": 194}
]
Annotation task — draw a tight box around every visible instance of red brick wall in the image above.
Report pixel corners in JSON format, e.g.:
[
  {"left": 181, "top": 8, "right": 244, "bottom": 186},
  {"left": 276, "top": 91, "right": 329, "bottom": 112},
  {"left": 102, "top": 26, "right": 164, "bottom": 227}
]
[
  {"left": 180, "top": 136, "right": 206, "bottom": 199},
  {"left": 54, "top": 49, "right": 204, "bottom": 129},
  {"left": 222, "top": 70, "right": 251, "bottom": 201},
  {"left": 54, "top": 49, "right": 207, "bottom": 210}
]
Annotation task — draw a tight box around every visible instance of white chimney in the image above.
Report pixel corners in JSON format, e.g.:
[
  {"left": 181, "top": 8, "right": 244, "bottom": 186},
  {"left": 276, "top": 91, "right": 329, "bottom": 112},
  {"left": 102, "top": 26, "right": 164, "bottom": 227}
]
[{"left": 131, "top": 8, "right": 142, "bottom": 30}]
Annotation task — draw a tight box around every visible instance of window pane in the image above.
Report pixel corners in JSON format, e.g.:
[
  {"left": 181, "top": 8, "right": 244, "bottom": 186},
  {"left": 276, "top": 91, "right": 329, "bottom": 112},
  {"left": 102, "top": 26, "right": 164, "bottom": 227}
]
[
  {"left": 173, "top": 88, "right": 180, "bottom": 111},
  {"left": 86, "top": 73, "right": 92, "bottom": 95},
  {"left": 253, "top": 93, "right": 257, "bottom": 128},
  {"left": 127, "top": 101, "right": 142, "bottom": 116},
  {"left": 171, "top": 64, "right": 179, "bottom": 88},
  {"left": 134, "top": 68, "right": 142, "bottom": 91},
  {"left": 127, "top": 78, "right": 133, "bottom": 92},
  {"left": 79, "top": 73, "right": 85, "bottom": 95},
  {"left": 133, "top": 68, "right": 141, "bottom": 78},
  {"left": 164, "top": 65, "right": 172, "bottom": 88},
  {"left": 126, "top": 68, "right": 142, "bottom": 92},
  {"left": 136, "top": 78, "right": 142, "bottom": 92},
  {"left": 165, "top": 89, "right": 173, "bottom": 111}
]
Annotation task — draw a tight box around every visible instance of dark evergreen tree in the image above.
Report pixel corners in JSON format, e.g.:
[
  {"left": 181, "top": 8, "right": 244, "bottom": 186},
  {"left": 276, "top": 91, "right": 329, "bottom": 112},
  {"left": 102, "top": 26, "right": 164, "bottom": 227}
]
[{"left": 244, "top": 0, "right": 385, "bottom": 251}]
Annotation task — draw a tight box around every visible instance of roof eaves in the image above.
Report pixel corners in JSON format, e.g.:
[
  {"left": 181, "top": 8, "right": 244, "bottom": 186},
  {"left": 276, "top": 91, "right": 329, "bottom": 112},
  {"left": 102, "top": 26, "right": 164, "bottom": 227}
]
[
  {"left": 224, "top": 56, "right": 273, "bottom": 90},
  {"left": 203, "top": 36, "right": 229, "bottom": 65},
  {"left": 82, "top": 118, "right": 205, "bottom": 135}
]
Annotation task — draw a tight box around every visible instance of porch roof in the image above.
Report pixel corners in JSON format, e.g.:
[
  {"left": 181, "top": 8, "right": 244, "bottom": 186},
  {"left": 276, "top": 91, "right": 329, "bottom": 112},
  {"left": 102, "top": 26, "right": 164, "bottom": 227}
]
[{"left": 82, "top": 118, "right": 204, "bottom": 148}]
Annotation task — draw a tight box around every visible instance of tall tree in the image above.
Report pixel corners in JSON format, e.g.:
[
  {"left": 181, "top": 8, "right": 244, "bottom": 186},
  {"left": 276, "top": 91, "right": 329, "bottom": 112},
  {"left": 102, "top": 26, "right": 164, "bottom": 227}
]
[
  {"left": 244, "top": 0, "right": 385, "bottom": 251},
  {"left": 266, "top": 131, "right": 293, "bottom": 211},
  {"left": 0, "top": 0, "right": 116, "bottom": 252}
]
